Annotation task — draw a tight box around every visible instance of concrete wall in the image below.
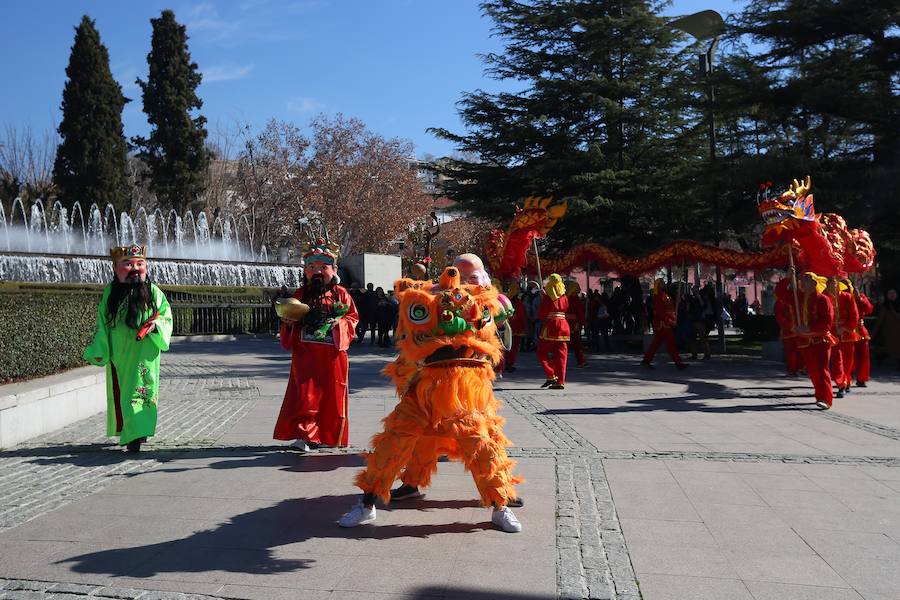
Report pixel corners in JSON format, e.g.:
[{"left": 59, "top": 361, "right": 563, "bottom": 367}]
[
  {"left": 0, "top": 366, "right": 106, "bottom": 449},
  {"left": 342, "top": 253, "right": 403, "bottom": 291}
]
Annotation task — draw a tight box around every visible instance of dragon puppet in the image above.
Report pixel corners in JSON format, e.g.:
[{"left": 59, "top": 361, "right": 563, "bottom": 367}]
[
  {"left": 342, "top": 264, "right": 524, "bottom": 532},
  {"left": 757, "top": 176, "right": 875, "bottom": 276},
  {"left": 483, "top": 177, "right": 874, "bottom": 279}
]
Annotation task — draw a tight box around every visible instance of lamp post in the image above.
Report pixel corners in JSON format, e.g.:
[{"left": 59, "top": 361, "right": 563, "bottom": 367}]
[
  {"left": 670, "top": 9, "right": 726, "bottom": 351},
  {"left": 422, "top": 211, "right": 441, "bottom": 278}
]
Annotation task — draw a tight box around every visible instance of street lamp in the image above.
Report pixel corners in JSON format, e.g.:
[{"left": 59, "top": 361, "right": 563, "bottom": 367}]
[
  {"left": 422, "top": 211, "right": 441, "bottom": 278},
  {"left": 670, "top": 9, "right": 726, "bottom": 350}
]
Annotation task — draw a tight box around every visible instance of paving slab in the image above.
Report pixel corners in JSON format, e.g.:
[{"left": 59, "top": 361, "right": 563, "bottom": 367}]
[{"left": 1, "top": 340, "right": 900, "bottom": 599}]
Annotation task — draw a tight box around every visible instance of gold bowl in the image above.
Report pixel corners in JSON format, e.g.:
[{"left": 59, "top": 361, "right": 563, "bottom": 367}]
[{"left": 274, "top": 297, "right": 310, "bottom": 321}]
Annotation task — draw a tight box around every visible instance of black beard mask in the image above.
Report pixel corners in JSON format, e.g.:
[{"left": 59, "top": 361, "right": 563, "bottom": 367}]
[
  {"left": 107, "top": 278, "right": 155, "bottom": 329},
  {"left": 302, "top": 274, "right": 332, "bottom": 335}
]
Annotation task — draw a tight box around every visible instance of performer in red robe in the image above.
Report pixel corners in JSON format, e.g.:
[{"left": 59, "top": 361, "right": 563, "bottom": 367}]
[
  {"left": 504, "top": 281, "right": 527, "bottom": 373},
  {"left": 773, "top": 279, "right": 802, "bottom": 376},
  {"left": 565, "top": 281, "right": 588, "bottom": 368},
  {"left": 537, "top": 274, "right": 570, "bottom": 389},
  {"left": 851, "top": 282, "right": 874, "bottom": 387},
  {"left": 642, "top": 278, "right": 687, "bottom": 370},
  {"left": 797, "top": 273, "right": 836, "bottom": 409},
  {"left": 274, "top": 238, "right": 359, "bottom": 450},
  {"left": 827, "top": 277, "right": 859, "bottom": 398}
]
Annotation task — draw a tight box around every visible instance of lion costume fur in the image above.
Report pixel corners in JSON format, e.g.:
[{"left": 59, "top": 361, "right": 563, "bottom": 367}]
[{"left": 354, "top": 266, "right": 523, "bottom": 507}]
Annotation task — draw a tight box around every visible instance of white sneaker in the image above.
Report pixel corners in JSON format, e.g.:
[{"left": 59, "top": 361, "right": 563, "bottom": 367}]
[
  {"left": 815, "top": 401, "right": 830, "bottom": 410},
  {"left": 291, "top": 439, "right": 311, "bottom": 451},
  {"left": 491, "top": 506, "right": 522, "bottom": 533},
  {"left": 338, "top": 502, "right": 376, "bottom": 527}
]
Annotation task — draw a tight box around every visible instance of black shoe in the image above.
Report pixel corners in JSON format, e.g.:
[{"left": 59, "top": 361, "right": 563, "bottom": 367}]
[
  {"left": 125, "top": 439, "right": 142, "bottom": 453},
  {"left": 505, "top": 365, "right": 517, "bottom": 373},
  {"left": 549, "top": 382, "right": 565, "bottom": 389},
  {"left": 856, "top": 381, "right": 867, "bottom": 387},
  {"left": 390, "top": 484, "right": 423, "bottom": 501},
  {"left": 541, "top": 379, "right": 556, "bottom": 388},
  {"left": 844, "top": 386, "right": 851, "bottom": 395},
  {"left": 676, "top": 363, "right": 688, "bottom": 371},
  {"left": 640, "top": 360, "right": 653, "bottom": 369},
  {"left": 507, "top": 496, "right": 524, "bottom": 508},
  {"left": 836, "top": 389, "right": 844, "bottom": 398}
]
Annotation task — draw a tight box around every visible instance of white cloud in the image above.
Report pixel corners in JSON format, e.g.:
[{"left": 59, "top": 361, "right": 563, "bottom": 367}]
[
  {"left": 287, "top": 96, "right": 324, "bottom": 113},
  {"left": 202, "top": 63, "right": 254, "bottom": 83},
  {"left": 112, "top": 63, "right": 141, "bottom": 95},
  {"left": 186, "top": 3, "right": 240, "bottom": 41}
]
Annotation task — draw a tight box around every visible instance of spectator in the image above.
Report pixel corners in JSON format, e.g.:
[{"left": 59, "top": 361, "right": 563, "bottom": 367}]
[
  {"left": 355, "top": 283, "right": 377, "bottom": 344},
  {"left": 872, "top": 288, "right": 900, "bottom": 370},
  {"left": 374, "top": 287, "right": 394, "bottom": 347}
]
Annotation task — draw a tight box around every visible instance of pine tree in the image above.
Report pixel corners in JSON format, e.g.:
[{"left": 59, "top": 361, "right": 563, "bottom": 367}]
[
  {"left": 728, "top": 0, "right": 900, "bottom": 284},
  {"left": 52, "top": 15, "right": 129, "bottom": 212},
  {"left": 134, "top": 9, "right": 210, "bottom": 214},
  {"left": 429, "top": 0, "right": 709, "bottom": 256}
]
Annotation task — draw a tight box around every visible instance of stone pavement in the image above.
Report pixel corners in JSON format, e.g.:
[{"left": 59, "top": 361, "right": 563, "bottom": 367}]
[{"left": 1, "top": 339, "right": 899, "bottom": 600}]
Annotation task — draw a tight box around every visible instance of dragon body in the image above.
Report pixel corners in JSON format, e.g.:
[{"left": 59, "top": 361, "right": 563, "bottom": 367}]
[{"left": 484, "top": 177, "right": 874, "bottom": 279}]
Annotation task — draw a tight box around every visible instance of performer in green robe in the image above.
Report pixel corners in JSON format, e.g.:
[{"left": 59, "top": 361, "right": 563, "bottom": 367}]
[{"left": 84, "top": 244, "right": 173, "bottom": 452}]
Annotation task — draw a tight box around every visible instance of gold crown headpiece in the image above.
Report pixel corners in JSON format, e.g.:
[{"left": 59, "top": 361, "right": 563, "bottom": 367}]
[
  {"left": 110, "top": 244, "right": 147, "bottom": 262},
  {"left": 297, "top": 215, "right": 340, "bottom": 264}
]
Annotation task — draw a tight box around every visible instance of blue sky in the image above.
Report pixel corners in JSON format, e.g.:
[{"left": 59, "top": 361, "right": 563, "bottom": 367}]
[{"left": 0, "top": 0, "right": 744, "bottom": 158}]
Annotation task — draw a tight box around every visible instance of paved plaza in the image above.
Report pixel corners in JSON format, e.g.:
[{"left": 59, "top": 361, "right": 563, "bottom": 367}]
[{"left": 1, "top": 339, "right": 900, "bottom": 600}]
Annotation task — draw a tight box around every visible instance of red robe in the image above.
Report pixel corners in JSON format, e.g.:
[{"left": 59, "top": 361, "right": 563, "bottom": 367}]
[
  {"left": 854, "top": 293, "right": 873, "bottom": 383},
  {"left": 274, "top": 284, "right": 359, "bottom": 446},
  {"left": 537, "top": 294, "right": 570, "bottom": 384},
  {"left": 798, "top": 291, "right": 836, "bottom": 406},
  {"left": 643, "top": 291, "right": 683, "bottom": 366},
  {"left": 505, "top": 295, "right": 527, "bottom": 369},
  {"left": 566, "top": 294, "right": 587, "bottom": 366},
  {"left": 774, "top": 286, "right": 802, "bottom": 375},
  {"left": 832, "top": 290, "right": 859, "bottom": 389}
]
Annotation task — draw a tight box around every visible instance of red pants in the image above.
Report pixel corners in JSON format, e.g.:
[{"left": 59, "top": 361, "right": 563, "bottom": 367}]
[
  {"left": 802, "top": 343, "right": 833, "bottom": 406},
  {"left": 833, "top": 341, "right": 855, "bottom": 389},
  {"left": 783, "top": 337, "right": 801, "bottom": 375},
  {"left": 567, "top": 327, "right": 587, "bottom": 366},
  {"left": 506, "top": 336, "right": 522, "bottom": 369},
  {"left": 854, "top": 339, "right": 870, "bottom": 383},
  {"left": 537, "top": 338, "right": 568, "bottom": 384},
  {"left": 643, "top": 328, "right": 683, "bottom": 366}
]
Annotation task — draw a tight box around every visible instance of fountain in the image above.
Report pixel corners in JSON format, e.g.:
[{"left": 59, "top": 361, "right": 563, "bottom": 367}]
[{"left": 0, "top": 199, "right": 303, "bottom": 287}]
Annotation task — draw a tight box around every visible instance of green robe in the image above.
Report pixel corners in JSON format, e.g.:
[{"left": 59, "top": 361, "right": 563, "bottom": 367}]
[{"left": 83, "top": 283, "right": 173, "bottom": 444}]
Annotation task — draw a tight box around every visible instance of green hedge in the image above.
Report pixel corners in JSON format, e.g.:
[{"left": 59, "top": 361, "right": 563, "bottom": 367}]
[
  {"left": 0, "top": 282, "right": 281, "bottom": 383},
  {"left": 0, "top": 284, "right": 103, "bottom": 383}
]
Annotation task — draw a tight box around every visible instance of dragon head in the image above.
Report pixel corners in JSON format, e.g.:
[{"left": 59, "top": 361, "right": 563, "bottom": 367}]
[
  {"left": 391, "top": 266, "right": 503, "bottom": 370},
  {"left": 758, "top": 176, "right": 817, "bottom": 246},
  {"left": 484, "top": 196, "right": 568, "bottom": 280}
]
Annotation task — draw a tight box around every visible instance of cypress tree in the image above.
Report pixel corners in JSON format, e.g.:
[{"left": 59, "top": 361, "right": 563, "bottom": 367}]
[
  {"left": 134, "top": 9, "right": 210, "bottom": 214},
  {"left": 52, "top": 15, "right": 129, "bottom": 212},
  {"left": 429, "top": 0, "right": 708, "bottom": 255}
]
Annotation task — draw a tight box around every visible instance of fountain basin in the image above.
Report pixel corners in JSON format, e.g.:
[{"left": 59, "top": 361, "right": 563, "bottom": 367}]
[{"left": 0, "top": 252, "right": 303, "bottom": 288}]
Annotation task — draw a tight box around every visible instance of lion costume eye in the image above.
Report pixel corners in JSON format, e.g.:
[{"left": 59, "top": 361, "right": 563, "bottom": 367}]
[
  {"left": 481, "top": 307, "right": 493, "bottom": 324},
  {"left": 408, "top": 303, "right": 431, "bottom": 324}
]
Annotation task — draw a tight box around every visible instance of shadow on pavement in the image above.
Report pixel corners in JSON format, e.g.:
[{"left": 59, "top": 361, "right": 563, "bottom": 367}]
[
  {"left": 412, "top": 587, "right": 556, "bottom": 600},
  {"left": 58, "top": 495, "right": 492, "bottom": 578}
]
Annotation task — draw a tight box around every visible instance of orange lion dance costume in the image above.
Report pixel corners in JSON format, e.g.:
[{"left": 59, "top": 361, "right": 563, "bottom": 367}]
[{"left": 339, "top": 265, "right": 524, "bottom": 532}]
